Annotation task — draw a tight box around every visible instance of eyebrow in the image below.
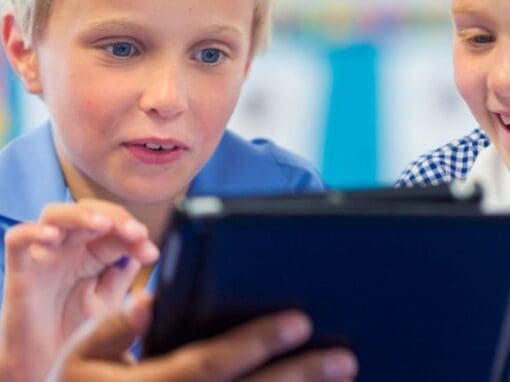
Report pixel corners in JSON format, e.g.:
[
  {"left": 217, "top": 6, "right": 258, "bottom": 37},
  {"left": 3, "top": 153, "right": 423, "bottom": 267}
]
[
  {"left": 202, "top": 23, "right": 244, "bottom": 35},
  {"left": 84, "top": 20, "right": 149, "bottom": 35},
  {"left": 84, "top": 20, "right": 245, "bottom": 38}
]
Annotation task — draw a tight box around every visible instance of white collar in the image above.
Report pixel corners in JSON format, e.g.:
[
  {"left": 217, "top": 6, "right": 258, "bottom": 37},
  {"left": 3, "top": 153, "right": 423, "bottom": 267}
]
[{"left": 463, "top": 144, "right": 510, "bottom": 212}]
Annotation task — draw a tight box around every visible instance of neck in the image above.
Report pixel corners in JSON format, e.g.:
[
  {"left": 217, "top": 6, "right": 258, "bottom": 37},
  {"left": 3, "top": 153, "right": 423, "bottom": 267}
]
[
  {"left": 61, "top": 170, "right": 178, "bottom": 248},
  {"left": 71, "top": 180, "right": 176, "bottom": 247},
  {"left": 123, "top": 200, "right": 175, "bottom": 247}
]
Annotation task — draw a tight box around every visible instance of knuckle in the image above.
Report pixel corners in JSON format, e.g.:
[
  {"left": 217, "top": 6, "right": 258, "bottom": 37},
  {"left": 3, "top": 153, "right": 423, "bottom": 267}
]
[
  {"left": 39, "top": 202, "right": 63, "bottom": 219},
  {"left": 4, "top": 226, "right": 18, "bottom": 245},
  {"left": 4, "top": 224, "right": 28, "bottom": 247},
  {"left": 250, "top": 332, "right": 276, "bottom": 359},
  {"left": 82, "top": 199, "right": 130, "bottom": 222},
  {"left": 251, "top": 321, "right": 285, "bottom": 355},
  {"left": 282, "top": 352, "right": 326, "bottom": 382},
  {"left": 184, "top": 348, "right": 231, "bottom": 382}
]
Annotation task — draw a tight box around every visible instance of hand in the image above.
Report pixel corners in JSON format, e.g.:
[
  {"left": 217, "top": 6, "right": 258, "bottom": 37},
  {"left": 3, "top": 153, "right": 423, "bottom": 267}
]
[
  {"left": 0, "top": 199, "right": 159, "bottom": 382},
  {"left": 48, "top": 294, "right": 358, "bottom": 382}
]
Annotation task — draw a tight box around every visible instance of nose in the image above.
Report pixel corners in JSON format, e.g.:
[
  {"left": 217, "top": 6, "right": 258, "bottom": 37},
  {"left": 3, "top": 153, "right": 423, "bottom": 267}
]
[
  {"left": 487, "top": 45, "right": 510, "bottom": 101},
  {"left": 139, "top": 60, "right": 189, "bottom": 119}
]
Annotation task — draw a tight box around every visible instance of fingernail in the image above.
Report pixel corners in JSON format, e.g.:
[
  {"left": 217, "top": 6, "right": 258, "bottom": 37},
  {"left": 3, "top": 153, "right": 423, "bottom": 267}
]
[
  {"left": 114, "top": 255, "right": 130, "bottom": 270},
  {"left": 40, "top": 225, "right": 59, "bottom": 239},
  {"left": 279, "top": 314, "right": 311, "bottom": 345},
  {"left": 143, "top": 242, "right": 160, "bottom": 261},
  {"left": 124, "top": 219, "right": 147, "bottom": 237},
  {"left": 322, "top": 351, "right": 358, "bottom": 380}
]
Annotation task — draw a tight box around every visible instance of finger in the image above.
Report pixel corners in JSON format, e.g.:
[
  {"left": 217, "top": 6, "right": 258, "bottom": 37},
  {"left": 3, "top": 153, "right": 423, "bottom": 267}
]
[
  {"left": 40, "top": 204, "right": 112, "bottom": 245},
  {"left": 242, "top": 349, "right": 359, "bottom": 382},
  {"left": 129, "top": 239, "right": 160, "bottom": 265},
  {"left": 87, "top": 235, "right": 159, "bottom": 267},
  {"left": 95, "top": 258, "right": 142, "bottom": 305},
  {"left": 41, "top": 203, "right": 149, "bottom": 248},
  {"left": 48, "top": 294, "right": 153, "bottom": 382},
  {"left": 69, "top": 292, "right": 153, "bottom": 360},
  {"left": 40, "top": 202, "right": 157, "bottom": 265},
  {"left": 4, "top": 223, "right": 62, "bottom": 270},
  {"left": 78, "top": 199, "right": 150, "bottom": 243},
  {"left": 133, "top": 310, "right": 311, "bottom": 382}
]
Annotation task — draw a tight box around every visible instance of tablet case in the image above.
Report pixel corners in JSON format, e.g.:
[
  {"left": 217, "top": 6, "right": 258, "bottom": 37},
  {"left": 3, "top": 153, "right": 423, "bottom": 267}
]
[{"left": 144, "top": 186, "right": 510, "bottom": 382}]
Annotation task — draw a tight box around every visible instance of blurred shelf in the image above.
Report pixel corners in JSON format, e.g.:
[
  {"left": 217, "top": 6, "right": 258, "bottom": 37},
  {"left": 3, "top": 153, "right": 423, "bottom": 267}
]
[{"left": 273, "top": 2, "right": 451, "bottom": 40}]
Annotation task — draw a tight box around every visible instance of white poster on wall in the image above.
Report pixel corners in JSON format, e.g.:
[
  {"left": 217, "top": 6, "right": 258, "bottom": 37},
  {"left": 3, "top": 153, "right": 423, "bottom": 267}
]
[
  {"left": 228, "top": 38, "right": 331, "bottom": 169},
  {"left": 378, "top": 30, "right": 479, "bottom": 184}
]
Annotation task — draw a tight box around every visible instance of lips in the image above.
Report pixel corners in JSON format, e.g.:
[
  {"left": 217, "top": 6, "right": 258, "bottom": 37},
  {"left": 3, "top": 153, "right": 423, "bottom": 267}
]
[
  {"left": 123, "top": 138, "right": 188, "bottom": 165},
  {"left": 499, "top": 113, "right": 510, "bottom": 127}
]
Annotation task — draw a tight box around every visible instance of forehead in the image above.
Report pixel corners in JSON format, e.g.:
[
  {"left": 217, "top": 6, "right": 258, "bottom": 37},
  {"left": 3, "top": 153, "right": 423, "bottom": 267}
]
[
  {"left": 452, "top": 0, "right": 506, "bottom": 14},
  {"left": 451, "top": 0, "right": 510, "bottom": 26},
  {"left": 49, "top": 0, "right": 257, "bottom": 30}
]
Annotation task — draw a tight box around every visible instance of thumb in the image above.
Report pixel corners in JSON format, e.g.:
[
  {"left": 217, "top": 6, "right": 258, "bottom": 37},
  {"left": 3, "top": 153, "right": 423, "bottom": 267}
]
[{"left": 70, "top": 292, "right": 153, "bottom": 361}]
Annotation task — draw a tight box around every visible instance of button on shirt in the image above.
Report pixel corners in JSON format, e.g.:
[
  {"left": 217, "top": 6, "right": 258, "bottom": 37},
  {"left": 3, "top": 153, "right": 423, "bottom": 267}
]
[{"left": 0, "top": 123, "right": 325, "bottom": 306}]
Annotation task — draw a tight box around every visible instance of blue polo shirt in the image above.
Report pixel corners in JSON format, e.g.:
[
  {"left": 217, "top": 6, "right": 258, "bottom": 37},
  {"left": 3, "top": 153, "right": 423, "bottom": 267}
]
[{"left": 0, "top": 123, "right": 324, "bottom": 305}]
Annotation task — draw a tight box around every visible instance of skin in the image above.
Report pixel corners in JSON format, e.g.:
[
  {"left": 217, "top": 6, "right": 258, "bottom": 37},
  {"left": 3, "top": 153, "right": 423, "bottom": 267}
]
[
  {"left": 46, "top": 295, "right": 358, "bottom": 382},
  {"left": 452, "top": 0, "right": 510, "bottom": 165},
  {"left": 0, "top": 0, "right": 358, "bottom": 380},
  {"left": 0, "top": 199, "right": 159, "bottom": 381},
  {"left": 31, "top": 0, "right": 255, "bottom": 245}
]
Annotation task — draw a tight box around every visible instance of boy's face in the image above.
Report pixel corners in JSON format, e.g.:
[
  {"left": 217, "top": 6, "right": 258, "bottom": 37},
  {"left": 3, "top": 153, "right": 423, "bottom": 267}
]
[
  {"left": 452, "top": 0, "right": 510, "bottom": 165},
  {"left": 30, "top": 0, "right": 254, "bottom": 204}
]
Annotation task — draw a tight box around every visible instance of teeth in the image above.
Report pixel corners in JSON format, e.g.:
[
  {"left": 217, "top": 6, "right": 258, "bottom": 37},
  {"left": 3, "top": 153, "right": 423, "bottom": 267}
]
[
  {"left": 143, "top": 143, "right": 176, "bottom": 150},
  {"left": 501, "top": 114, "right": 510, "bottom": 126},
  {"left": 145, "top": 143, "right": 162, "bottom": 150}
]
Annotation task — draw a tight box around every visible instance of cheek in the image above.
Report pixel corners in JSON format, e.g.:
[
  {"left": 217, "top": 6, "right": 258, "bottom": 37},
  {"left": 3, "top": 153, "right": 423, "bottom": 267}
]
[
  {"left": 48, "top": 69, "right": 133, "bottom": 144},
  {"left": 454, "top": 55, "right": 485, "bottom": 116},
  {"left": 188, "top": 76, "right": 244, "bottom": 172},
  {"left": 196, "top": 76, "right": 244, "bottom": 138}
]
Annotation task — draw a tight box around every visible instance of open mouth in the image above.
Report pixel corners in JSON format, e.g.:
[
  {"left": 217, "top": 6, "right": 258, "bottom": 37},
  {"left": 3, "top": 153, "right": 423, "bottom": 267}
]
[
  {"left": 123, "top": 140, "right": 186, "bottom": 165},
  {"left": 136, "top": 143, "right": 180, "bottom": 152},
  {"left": 498, "top": 114, "right": 510, "bottom": 130}
]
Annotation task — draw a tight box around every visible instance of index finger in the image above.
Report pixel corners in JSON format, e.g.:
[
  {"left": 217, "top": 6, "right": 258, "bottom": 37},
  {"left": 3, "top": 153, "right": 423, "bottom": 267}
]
[
  {"left": 77, "top": 199, "right": 149, "bottom": 243},
  {"left": 134, "top": 311, "right": 312, "bottom": 382}
]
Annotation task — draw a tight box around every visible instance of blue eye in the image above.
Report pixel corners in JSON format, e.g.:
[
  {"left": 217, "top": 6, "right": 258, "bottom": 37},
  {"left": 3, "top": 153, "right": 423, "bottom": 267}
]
[
  {"left": 107, "top": 42, "right": 137, "bottom": 58},
  {"left": 198, "top": 48, "right": 224, "bottom": 65}
]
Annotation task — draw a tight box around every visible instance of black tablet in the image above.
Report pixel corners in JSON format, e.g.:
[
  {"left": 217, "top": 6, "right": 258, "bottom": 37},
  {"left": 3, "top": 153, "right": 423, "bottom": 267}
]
[{"left": 143, "top": 186, "right": 510, "bottom": 382}]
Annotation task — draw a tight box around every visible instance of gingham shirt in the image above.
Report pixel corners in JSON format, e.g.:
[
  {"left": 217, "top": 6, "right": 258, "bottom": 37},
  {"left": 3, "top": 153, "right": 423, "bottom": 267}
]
[{"left": 396, "top": 128, "right": 491, "bottom": 188}]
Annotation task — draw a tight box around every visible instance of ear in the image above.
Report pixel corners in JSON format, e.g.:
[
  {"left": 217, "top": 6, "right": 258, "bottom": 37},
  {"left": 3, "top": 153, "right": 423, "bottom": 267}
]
[{"left": 1, "top": 13, "right": 42, "bottom": 95}]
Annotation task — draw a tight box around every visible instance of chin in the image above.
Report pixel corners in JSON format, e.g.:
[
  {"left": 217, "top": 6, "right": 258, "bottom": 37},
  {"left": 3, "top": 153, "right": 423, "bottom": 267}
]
[{"left": 123, "top": 189, "right": 179, "bottom": 205}]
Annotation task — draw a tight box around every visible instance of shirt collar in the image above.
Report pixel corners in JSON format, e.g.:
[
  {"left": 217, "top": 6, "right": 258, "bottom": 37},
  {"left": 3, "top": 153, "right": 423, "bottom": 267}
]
[
  {"left": 189, "top": 131, "right": 287, "bottom": 196},
  {"left": 464, "top": 144, "right": 510, "bottom": 213},
  {"left": 0, "top": 123, "right": 71, "bottom": 223}
]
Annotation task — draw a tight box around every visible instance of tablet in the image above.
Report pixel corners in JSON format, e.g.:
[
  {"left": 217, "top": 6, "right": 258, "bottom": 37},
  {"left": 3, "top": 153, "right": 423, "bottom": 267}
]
[{"left": 143, "top": 186, "right": 510, "bottom": 382}]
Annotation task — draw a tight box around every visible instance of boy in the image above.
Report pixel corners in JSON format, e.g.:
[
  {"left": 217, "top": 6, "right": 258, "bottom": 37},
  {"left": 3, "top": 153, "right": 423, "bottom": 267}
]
[
  {"left": 398, "top": 0, "right": 508, "bottom": 204},
  {"left": 0, "top": 0, "right": 356, "bottom": 381}
]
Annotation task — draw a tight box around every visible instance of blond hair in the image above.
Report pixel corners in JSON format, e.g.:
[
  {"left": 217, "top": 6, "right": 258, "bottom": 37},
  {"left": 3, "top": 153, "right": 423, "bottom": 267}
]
[{"left": 2, "top": 0, "right": 272, "bottom": 55}]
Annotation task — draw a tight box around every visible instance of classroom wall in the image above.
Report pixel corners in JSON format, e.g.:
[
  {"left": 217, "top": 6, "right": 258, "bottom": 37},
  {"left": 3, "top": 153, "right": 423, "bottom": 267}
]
[{"left": 0, "top": 1, "right": 478, "bottom": 188}]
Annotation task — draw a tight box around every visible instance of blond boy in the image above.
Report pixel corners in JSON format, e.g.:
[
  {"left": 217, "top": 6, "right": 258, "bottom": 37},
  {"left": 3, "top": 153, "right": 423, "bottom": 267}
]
[
  {"left": 398, "top": 0, "right": 510, "bottom": 203},
  {"left": 0, "top": 0, "right": 356, "bottom": 381}
]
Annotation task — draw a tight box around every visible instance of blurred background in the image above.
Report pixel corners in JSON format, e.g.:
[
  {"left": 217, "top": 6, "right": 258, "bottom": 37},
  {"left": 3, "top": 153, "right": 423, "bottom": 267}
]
[{"left": 0, "top": 0, "right": 479, "bottom": 188}]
